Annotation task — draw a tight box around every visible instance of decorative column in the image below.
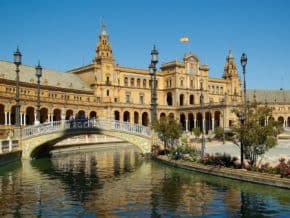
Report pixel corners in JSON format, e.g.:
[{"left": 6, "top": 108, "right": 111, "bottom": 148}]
[
  {"left": 212, "top": 117, "right": 215, "bottom": 131},
  {"left": 34, "top": 112, "right": 37, "bottom": 125},
  {"left": 23, "top": 113, "right": 26, "bottom": 126},
  {"left": 4, "top": 112, "right": 7, "bottom": 125},
  {"left": 185, "top": 119, "right": 188, "bottom": 132},
  {"left": 8, "top": 112, "right": 11, "bottom": 125},
  {"left": 194, "top": 118, "right": 197, "bottom": 128}
]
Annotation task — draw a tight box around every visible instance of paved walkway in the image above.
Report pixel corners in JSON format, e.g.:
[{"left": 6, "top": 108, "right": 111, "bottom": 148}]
[{"left": 205, "top": 140, "right": 290, "bottom": 166}]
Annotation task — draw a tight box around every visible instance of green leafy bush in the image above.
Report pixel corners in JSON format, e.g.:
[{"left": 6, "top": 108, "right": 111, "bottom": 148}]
[
  {"left": 214, "top": 127, "right": 224, "bottom": 141},
  {"left": 192, "top": 128, "right": 201, "bottom": 138}
]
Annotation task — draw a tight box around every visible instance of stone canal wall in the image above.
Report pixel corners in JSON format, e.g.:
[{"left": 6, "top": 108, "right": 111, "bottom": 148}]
[
  {"left": 154, "top": 155, "right": 290, "bottom": 190},
  {"left": 0, "top": 151, "right": 22, "bottom": 166}
]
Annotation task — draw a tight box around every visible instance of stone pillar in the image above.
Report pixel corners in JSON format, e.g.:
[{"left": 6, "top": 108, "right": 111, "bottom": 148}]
[
  {"left": 203, "top": 118, "right": 206, "bottom": 132},
  {"left": 34, "top": 112, "right": 37, "bottom": 125},
  {"left": 61, "top": 108, "right": 66, "bottom": 129},
  {"left": 4, "top": 112, "right": 7, "bottom": 125},
  {"left": 284, "top": 120, "right": 287, "bottom": 128},
  {"left": 212, "top": 118, "right": 215, "bottom": 131},
  {"left": 185, "top": 119, "right": 188, "bottom": 132},
  {"left": 194, "top": 118, "right": 197, "bottom": 128},
  {"left": 61, "top": 108, "right": 66, "bottom": 121},
  {"left": 8, "top": 112, "right": 11, "bottom": 125},
  {"left": 23, "top": 113, "right": 26, "bottom": 126}
]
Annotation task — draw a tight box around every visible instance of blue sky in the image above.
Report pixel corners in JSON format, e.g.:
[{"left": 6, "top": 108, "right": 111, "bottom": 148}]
[{"left": 0, "top": 0, "right": 290, "bottom": 90}]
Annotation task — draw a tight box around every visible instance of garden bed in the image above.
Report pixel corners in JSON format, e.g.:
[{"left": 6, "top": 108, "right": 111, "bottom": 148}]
[{"left": 154, "top": 155, "right": 290, "bottom": 190}]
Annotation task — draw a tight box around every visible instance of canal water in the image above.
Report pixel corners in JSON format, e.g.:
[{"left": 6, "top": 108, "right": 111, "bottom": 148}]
[{"left": 0, "top": 144, "right": 290, "bottom": 217}]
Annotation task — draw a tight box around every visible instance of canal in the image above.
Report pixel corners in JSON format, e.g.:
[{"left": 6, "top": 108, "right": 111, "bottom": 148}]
[{"left": 0, "top": 144, "right": 290, "bottom": 217}]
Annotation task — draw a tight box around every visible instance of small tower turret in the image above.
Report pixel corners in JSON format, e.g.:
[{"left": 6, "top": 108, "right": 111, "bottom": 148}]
[
  {"left": 93, "top": 22, "right": 114, "bottom": 64},
  {"left": 222, "top": 49, "right": 238, "bottom": 79}
]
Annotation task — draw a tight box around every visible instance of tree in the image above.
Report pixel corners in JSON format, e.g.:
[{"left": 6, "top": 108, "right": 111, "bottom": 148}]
[
  {"left": 232, "top": 102, "right": 283, "bottom": 166},
  {"left": 154, "top": 116, "right": 183, "bottom": 151}
]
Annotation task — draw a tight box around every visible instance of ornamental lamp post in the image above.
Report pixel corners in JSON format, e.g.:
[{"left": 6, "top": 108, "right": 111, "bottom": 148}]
[
  {"left": 200, "top": 78, "right": 206, "bottom": 159},
  {"left": 149, "top": 45, "right": 158, "bottom": 126},
  {"left": 240, "top": 53, "right": 247, "bottom": 105},
  {"left": 240, "top": 53, "right": 247, "bottom": 169},
  {"left": 13, "top": 47, "right": 22, "bottom": 127},
  {"left": 35, "top": 62, "right": 42, "bottom": 125}
]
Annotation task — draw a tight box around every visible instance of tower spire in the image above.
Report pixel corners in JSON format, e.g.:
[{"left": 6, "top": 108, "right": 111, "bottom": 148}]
[
  {"left": 93, "top": 21, "right": 114, "bottom": 64},
  {"left": 101, "top": 18, "right": 107, "bottom": 36},
  {"left": 223, "top": 49, "right": 238, "bottom": 79}
]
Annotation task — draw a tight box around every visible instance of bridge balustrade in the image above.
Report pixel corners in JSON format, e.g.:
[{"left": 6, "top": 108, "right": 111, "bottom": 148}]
[
  {"left": 20, "top": 119, "right": 152, "bottom": 140},
  {"left": 22, "top": 121, "right": 62, "bottom": 139}
]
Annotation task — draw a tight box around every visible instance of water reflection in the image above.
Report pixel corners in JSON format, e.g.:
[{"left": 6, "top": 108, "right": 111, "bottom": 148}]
[{"left": 0, "top": 144, "right": 289, "bottom": 217}]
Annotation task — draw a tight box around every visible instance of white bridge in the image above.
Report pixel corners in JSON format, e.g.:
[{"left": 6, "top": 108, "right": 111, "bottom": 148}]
[{"left": 13, "top": 119, "right": 153, "bottom": 159}]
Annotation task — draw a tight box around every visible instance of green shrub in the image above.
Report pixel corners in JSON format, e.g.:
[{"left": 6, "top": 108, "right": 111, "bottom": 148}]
[
  {"left": 192, "top": 128, "right": 201, "bottom": 138},
  {"left": 202, "top": 153, "right": 236, "bottom": 167},
  {"left": 214, "top": 127, "right": 224, "bottom": 141}
]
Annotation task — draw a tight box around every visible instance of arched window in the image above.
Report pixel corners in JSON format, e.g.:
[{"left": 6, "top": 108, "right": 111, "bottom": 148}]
[
  {"left": 180, "top": 79, "right": 183, "bottom": 87},
  {"left": 130, "top": 78, "right": 135, "bottom": 87},
  {"left": 143, "top": 79, "right": 146, "bottom": 88},
  {"left": 180, "top": 94, "right": 184, "bottom": 106},
  {"left": 137, "top": 78, "right": 141, "bottom": 87},
  {"left": 167, "top": 92, "right": 173, "bottom": 106},
  {"left": 189, "top": 95, "right": 194, "bottom": 105},
  {"left": 107, "top": 90, "right": 109, "bottom": 96},
  {"left": 124, "top": 77, "right": 128, "bottom": 86}
]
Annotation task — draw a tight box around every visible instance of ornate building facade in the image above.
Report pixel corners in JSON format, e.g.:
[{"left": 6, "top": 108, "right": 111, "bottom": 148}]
[{"left": 0, "top": 24, "right": 289, "bottom": 138}]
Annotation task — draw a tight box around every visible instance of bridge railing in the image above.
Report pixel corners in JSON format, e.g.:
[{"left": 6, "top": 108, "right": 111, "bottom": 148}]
[
  {"left": 22, "top": 121, "right": 62, "bottom": 139},
  {"left": 20, "top": 119, "right": 152, "bottom": 139},
  {"left": 94, "top": 119, "right": 151, "bottom": 137}
]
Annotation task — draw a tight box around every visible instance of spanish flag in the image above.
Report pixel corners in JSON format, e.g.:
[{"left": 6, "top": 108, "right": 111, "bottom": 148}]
[{"left": 180, "top": 36, "right": 189, "bottom": 43}]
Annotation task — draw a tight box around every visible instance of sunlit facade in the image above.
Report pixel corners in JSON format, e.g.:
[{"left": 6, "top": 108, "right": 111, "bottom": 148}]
[{"left": 0, "top": 24, "right": 289, "bottom": 138}]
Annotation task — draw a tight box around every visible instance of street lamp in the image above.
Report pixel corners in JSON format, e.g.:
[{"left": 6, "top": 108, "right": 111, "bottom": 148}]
[
  {"left": 200, "top": 78, "right": 205, "bottom": 159},
  {"left": 149, "top": 45, "right": 158, "bottom": 126},
  {"left": 239, "top": 53, "right": 247, "bottom": 169},
  {"left": 35, "top": 62, "right": 42, "bottom": 125},
  {"left": 13, "top": 47, "right": 22, "bottom": 127},
  {"left": 240, "top": 53, "right": 247, "bottom": 105}
]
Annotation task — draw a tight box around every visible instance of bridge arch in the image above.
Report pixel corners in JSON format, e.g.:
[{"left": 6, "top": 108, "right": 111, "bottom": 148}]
[{"left": 21, "top": 119, "right": 152, "bottom": 159}]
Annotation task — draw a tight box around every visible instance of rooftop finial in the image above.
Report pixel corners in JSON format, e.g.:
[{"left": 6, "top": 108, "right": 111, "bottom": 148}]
[
  {"left": 100, "top": 17, "right": 107, "bottom": 36},
  {"left": 228, "top": 49, "right": 233, "bottom": 59}
]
